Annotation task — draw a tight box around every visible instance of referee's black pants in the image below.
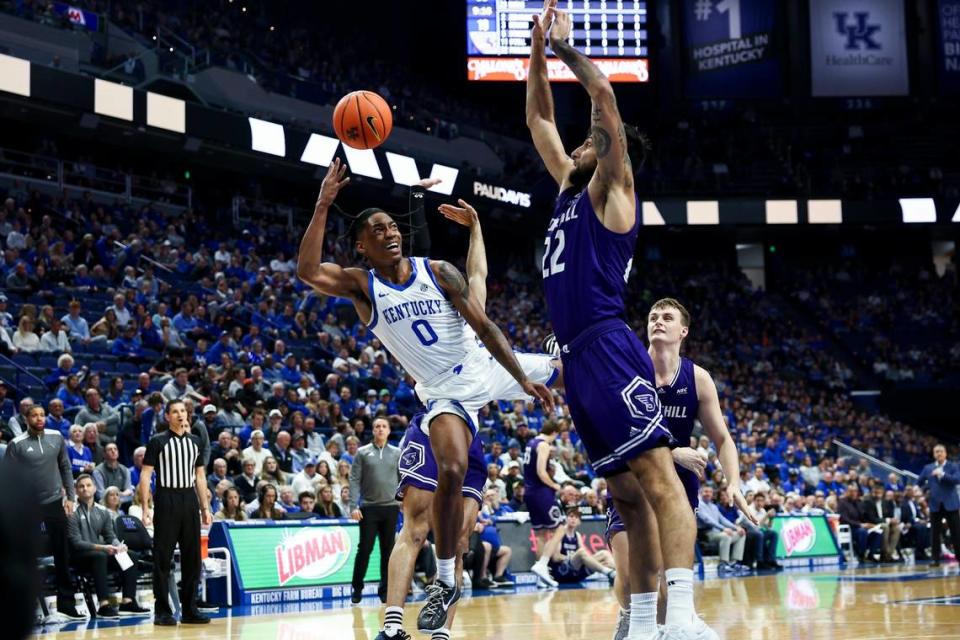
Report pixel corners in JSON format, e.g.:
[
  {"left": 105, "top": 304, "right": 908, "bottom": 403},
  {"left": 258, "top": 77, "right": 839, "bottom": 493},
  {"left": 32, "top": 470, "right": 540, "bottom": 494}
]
[
  {"left": 351, "top": 504, "right": 399, "bottom": 596},
  {"left": 153, "top": 488, "right": 201, "bottom": 616},
  {"left": 38, "top": 500, "right": 75, "bottom": 608},
  {"left": 931, "top": 506, "right": 960, "bottom": 562}
]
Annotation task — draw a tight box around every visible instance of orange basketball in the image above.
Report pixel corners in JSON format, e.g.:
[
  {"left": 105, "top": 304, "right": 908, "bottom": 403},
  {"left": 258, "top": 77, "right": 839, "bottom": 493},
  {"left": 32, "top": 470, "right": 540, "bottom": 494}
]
[{"left": 332, "top": 90, "right": 393, "bottom": 150}]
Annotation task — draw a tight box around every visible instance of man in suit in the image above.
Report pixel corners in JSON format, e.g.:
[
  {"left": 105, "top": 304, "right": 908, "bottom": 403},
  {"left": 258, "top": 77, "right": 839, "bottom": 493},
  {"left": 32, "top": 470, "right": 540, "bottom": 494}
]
[
  {"left": 918, "top": 444, "right": 960, "bottom": 567},
  {"left": 838, "top": 483, "right": 869, "bottom": 561},
  {"left": 901, "top": 485, "right": 930, "bottom": 560},
  {"left": 860, "top": 484, "right": 898, "bottom": 562}
]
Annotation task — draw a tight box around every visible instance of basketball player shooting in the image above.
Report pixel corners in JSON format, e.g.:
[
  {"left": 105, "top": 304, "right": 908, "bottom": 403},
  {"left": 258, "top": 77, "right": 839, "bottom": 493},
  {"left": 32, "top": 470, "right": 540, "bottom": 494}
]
[
  {"left": 527, "top": 2, "right": 717, "bottom": 639},
  {"left": 296, "top": 159, "right": 555, "bottom": 632}
]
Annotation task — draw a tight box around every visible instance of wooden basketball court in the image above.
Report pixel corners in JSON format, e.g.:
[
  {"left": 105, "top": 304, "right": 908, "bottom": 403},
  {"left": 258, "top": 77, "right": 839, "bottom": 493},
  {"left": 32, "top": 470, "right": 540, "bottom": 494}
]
[{"left": 33, "top": 564, "right": 960, "bottom": 640}]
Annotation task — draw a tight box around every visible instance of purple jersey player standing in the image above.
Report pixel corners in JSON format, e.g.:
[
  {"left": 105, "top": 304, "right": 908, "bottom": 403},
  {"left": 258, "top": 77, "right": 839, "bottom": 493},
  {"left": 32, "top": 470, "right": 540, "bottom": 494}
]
[
  {"left": 526, "top": 3, "right": 715, "bottom": 639},
  {"left": 523, "top": 420, "right": 565, "bottom": 586}
]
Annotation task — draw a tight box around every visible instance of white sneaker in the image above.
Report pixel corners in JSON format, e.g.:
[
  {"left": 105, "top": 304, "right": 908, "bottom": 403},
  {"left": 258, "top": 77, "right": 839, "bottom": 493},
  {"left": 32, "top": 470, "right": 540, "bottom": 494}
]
[
  {"left": 531, "top": 562, "right": 558, "bottom": 588},
  {"left": 658, "top": 618, "right": 719, "bottom": 640}
]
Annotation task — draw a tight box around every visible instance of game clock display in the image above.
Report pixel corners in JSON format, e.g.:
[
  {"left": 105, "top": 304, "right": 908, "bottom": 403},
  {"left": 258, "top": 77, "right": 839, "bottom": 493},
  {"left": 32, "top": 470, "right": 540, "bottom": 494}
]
[{"left": 467, "top": 0, "right": 651, "bottom": 82}]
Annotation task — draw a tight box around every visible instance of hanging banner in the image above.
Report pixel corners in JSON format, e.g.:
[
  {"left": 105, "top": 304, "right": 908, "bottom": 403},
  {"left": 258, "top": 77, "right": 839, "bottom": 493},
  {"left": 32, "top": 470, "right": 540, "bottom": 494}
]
[
  {"left": 809, "top": 0, "right": 909, "bottom": 97},
  {"left": 683, "top": 0, "right": 781, "bottom": 98},
  {"left": 938, "top": 0, "right": 960, "bottom": 94}
]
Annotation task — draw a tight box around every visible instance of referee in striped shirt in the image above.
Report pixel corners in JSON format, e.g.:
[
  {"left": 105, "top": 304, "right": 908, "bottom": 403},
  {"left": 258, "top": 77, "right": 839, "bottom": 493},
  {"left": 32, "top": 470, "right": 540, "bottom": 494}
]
[{"left": 138, "top": 399, "right": 212, "bottom": 626}]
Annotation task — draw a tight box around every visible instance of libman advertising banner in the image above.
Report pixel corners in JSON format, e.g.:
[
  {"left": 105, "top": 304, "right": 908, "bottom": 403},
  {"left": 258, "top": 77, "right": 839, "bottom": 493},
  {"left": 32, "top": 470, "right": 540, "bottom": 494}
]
[
  {"left": 770, "top": 516, "right": 840, "bottom": 559},
  {"left": 938, "top": 0, "right": 960, "bottom": 94},
  {"left": 809, "top": 0, "right": 909, "bottom": 96},
  {"left": 227, "top": 523, "right": 381, "bottom": 590},
  {"left": 683, "top": 0, "right": 781, "bottom": 97}
]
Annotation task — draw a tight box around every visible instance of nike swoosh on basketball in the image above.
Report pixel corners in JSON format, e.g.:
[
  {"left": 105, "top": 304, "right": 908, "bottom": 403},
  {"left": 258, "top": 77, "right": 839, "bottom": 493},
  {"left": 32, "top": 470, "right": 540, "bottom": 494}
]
[{"left": 366, "top": 116, "right": 382, "bottom": 141}]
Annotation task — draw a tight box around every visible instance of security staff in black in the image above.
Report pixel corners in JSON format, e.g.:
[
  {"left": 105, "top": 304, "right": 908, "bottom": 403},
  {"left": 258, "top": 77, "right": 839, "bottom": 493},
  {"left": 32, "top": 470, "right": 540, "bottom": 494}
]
[{"left": 139, "top": 399, "right": 212, "bottom": 626}]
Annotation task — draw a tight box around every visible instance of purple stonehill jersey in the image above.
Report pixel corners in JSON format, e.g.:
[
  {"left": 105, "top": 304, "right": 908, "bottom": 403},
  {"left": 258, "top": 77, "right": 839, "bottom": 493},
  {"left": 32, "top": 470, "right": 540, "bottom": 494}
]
[
  {"left": 541, "top": 187, "right": 638, "bottom": 346},
  {"left": 659, "top": 357, "right": 702, "bottom": 512},
  {"left": 658, "top": 358, "right": 699, "bottom": 445},
  {"left": 523, "top": 436, "right": 548, "bottom": 492}
]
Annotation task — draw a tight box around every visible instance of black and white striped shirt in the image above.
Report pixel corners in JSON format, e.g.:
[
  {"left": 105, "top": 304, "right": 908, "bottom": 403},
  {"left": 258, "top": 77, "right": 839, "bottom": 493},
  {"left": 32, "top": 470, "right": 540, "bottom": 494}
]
[{"left": 144, "top": 429, "right": 202, "bottom": 490}]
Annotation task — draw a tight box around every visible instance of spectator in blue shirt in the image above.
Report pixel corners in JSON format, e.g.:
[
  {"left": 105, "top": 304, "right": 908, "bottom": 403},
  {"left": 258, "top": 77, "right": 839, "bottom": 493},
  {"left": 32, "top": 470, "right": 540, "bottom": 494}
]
[
  {"left": 884, "top": 473, "right": 904, "bottom": 493},
  {"left": 760, "top": 436, "right": 784, "bottom": 468},
  {"left": 61, "top": 300, "right": 95, "bottom": 344},
  {"left": 0, "top": 382, "right": 14, "bottom": 423},
  {"left": 66, "top": 423, "right": 94, "bottom": 476},
  {"left": 781, "top": 470, "right": 805, "bottom": 495},
  {"left": 111, "top": 323, "right": 143, "bottom": 358},
  {"left": 206, "top": 331, "right": 238, "bottom": 364},
  {"left": 139, "top": 393, "right": 164, "bottom": 445},
  {"left": 337, "top": 386, "right": 359, "bottom": 419},
  {"left": 45, "top": 398, "right": 72, "bottom": 438},
  {"left": 816, "top": 470, "right": 843, "bottom": 496},
  {"left": 172, "top": 301, "right": 202, "bottom": 341},
  {"left": 377, "top": 389, "right": 398, "bottom": 415},
  {"left": 56, "top": 374, "right": 86, "bottom": 410},
  {"left": 43, "top": 353, "right": 79, "bottom": 389},
  {"left": 280, "top": 355, "right": 302, "bottom": 386}
]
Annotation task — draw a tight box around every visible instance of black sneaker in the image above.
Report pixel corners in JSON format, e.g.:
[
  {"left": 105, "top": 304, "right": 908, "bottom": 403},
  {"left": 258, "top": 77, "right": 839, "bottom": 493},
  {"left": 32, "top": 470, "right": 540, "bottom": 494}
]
[
  {"left": 541, "top": 333, "right": 560, "bottom": 357},
  {"left": 56, "top": 604, "right": 88, "bottom": 621},
  {"left": 375, "top": 631, "right": 413, "bottom": 640},
  {"left": 491, "top": 574, "right": 513, "bottom": 587},
  {"left": 351, "top": 590, "right": 362, "bottom": 605},
  {"left": 475, "top": 576, "right": 495, "bottom": 589},
  {"left": 195, "top": 599, "right": 219, "bottom": 613},
  {"left": 96, "top": 604, "right": 120, "bottom": 619},
  {"left": 181, "top": 611, "right": 211, "bottom": 624},
  {"left": 416, "top": 580, "right": 460, "bottom": 632},
  {"left": 154, "top": 613, "right": 178, "bottom": 626},
  {"left": 118, "top": 601, "right": 151, "bottom": 616}
]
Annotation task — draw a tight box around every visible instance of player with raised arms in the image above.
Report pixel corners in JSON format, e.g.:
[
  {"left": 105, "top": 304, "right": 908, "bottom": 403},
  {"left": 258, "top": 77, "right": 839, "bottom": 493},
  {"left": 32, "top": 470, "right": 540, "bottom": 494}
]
[
  {"left": 297, "top": 160, "right": 556, "bottom": 633},
  {"left": 526, "top": 2, "right": 717, "bottom": 638}
]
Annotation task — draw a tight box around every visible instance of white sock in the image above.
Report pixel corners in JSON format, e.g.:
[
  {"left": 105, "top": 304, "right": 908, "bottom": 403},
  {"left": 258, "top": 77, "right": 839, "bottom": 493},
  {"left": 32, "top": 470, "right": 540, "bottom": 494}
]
[
  {"left": 437, "top": 557, "right": 456, "bottom": 586},
  {"left": 627, "top": 592, "right": 657, "bottom": 638},
  {"left": 431, "top": 628, "right": 451, "bottom": 640},
  {"left": 382, "top": 606, "right": 403, "bottom": 636},
  {"left": 664, "top": 567, "right": 695, "bottom": 627},
  {"left": 533, "top": 556, "right": 547, "bottom": 569}
]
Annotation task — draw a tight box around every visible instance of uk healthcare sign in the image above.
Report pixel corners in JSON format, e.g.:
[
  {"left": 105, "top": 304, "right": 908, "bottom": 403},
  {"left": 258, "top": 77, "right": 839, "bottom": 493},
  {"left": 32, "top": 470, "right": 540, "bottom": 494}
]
[
  {"left": 683, "top": 0, "right": 781, "bottom": 97},
  {"left": 809, "top": 0, "right": 909, "bottom": 97}
]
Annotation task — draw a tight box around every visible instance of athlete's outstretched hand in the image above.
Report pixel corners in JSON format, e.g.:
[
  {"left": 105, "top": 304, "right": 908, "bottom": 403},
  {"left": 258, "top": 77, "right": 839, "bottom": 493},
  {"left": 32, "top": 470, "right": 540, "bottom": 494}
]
[
  {"left": 522, "top": 380, "right": 555, "bottom": 413},
  {"left": 672, "top": 447, "right": 707, "bottom": 480},
  {"left": 549, "top": 6, "right": 572, "bottom": 42},
  {"left": 316, "top": 158, "right": 350, "bottom": 212},
  {"left": 724, "top": 484, "right": 758, "bottom": 526},
  {"left": 532, "top": 0, "right": 557, "bottom": 40},
  {"left": 438, "top": 199, "right": 479, "bottom": 229}
]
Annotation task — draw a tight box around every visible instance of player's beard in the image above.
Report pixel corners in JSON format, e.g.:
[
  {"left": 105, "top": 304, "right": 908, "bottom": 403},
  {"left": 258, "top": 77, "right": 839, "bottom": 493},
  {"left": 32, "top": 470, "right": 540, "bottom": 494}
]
[{"left": 568, "top": 162, "right": 595, "bottom": 190}]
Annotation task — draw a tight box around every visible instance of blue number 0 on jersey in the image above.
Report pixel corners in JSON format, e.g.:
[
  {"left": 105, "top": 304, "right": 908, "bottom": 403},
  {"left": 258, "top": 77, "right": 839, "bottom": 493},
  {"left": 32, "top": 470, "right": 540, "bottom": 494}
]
[{"left": 411, "top": 319, "right": 439, "bottom": 346}]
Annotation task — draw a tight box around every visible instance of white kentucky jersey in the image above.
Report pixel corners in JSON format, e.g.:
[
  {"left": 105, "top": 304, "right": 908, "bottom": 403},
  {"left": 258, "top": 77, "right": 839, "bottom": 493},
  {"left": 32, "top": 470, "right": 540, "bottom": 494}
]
[{"left": 367, "top": 256, "right": 479, "bottom": 384}]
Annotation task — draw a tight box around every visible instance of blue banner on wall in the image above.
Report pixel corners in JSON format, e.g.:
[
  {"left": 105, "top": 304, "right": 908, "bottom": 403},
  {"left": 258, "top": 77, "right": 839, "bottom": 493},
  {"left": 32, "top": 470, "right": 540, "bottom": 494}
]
[
  {"left": 938, "top": 0, "right": 960, "bottom": 94},
  {"left": 53, "top": 3, "right": 101, "bottom": 32},
  {"left": 683, "top": 0, "right": 781, "bottom": 98}
]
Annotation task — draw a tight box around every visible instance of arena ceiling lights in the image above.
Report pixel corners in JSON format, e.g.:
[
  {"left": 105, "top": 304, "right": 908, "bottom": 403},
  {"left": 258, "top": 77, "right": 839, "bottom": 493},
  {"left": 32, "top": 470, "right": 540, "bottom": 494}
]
[
  {"left": 898, "top": 198, "right": 937, "bottom": 224},
  {"left": 0, "top": 53, "right": 30, "bottom": 97}
]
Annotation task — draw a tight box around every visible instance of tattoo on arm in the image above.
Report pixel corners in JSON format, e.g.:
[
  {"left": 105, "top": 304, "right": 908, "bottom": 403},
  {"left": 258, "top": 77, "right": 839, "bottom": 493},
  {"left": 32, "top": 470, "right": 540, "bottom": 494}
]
[
  {"left": 591, "top": 126, "right": 612, "bottom": 158},
  {"left": 437, "top": 261, "right": 469, "bottom": 299},
  {"left": 551, "top": 38, "right": 606, "bottom": 89}
]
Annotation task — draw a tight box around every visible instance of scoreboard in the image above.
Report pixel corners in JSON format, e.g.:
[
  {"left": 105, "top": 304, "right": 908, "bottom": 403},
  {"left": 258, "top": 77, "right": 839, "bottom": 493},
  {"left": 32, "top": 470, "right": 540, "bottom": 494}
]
[{"left": 467, "top": 0, "right": 651, "bottom": 82}]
